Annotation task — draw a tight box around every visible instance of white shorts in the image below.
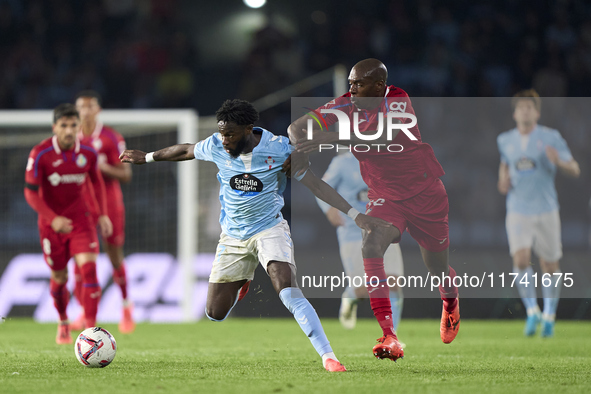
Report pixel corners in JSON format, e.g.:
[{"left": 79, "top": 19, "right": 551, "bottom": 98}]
[
  {"left": 339, "top": 240, "right": 404, "bottom": 282},
  {"left": 505, "top": 210, "right": 562, "bottom": 262},
  {"left": 209, "top": 220, "right": 295, "bottom": 283}
]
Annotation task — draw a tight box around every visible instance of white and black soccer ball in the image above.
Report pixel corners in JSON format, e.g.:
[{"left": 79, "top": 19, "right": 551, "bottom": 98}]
[{"left": 74, "top": 327, "right": 117, "bottom": 368}]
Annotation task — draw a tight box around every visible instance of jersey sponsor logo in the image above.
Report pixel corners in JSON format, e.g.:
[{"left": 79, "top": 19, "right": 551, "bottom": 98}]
[
  {"left": 230, "top": 174, "right": 263, "bottom": 196},
  {"left": 516, "top": 157, "right": 536, "bottom": 172},
  {"left": 48, "top": 172, "right": 86, "bottom": 186},
  {"left": 26, "top": 157, "right": 34, "bottom": 171},
  {"left": 76, "top": 154, "right": 88, "bottom": 168}
]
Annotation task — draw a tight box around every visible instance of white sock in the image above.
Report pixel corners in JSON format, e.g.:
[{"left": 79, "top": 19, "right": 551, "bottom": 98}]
[{"left": 322, "top": 352, "right": 338, "bottom": 368}]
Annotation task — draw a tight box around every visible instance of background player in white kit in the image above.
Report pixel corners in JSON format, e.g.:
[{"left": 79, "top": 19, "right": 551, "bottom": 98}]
[
  {"left": 121, "top": 99, "right": 391, "bottom": 372},
  {"left": 497, "top": 89, "right": 580, "bottom": 337},
  {"left": 317, "top": 151, "right": 404, "bottom": 330}
]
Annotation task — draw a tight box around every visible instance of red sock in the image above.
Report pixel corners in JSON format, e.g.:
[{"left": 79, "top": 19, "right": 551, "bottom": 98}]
[
  {"left": 49, "top": 279, "right": 69, "bottom": 321},
  {"left": 80, "top": 262, "right": 101, "bottom": 327},
  {"left": 73, "top": 263, "right": 83, "bottom": 306},
  {"left": 439, "top": 266, "right": 459, "bottom": 312},
  {"left": 363, "top": 257, "right": 395, "bottom": 337},
  {"left": 112, "top": 263, "right": 128, "bottom": 301}
]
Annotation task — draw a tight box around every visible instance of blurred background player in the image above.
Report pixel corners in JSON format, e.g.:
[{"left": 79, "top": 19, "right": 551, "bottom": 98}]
[
  {"left": 497, "top": 89, "right": 580, "bottom": 337},
  {"left": 121, "top": 99, "right": 390, "bottom": 372},
  {"left": 316, "top": 151, "right": 404, "bottom": 330},
  {"left": 24, "top": 104, "right": 112, "bottom": 344},
  {"left": 72, "top": 90, "right": 135, "bottom": 334},
  {"left": 290, "top": 58, "right": 460, "bottom": 361}
]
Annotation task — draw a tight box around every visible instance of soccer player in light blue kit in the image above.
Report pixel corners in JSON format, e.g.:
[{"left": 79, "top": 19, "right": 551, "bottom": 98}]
[
  {"left": 120, "top": 99, "right": 391, "bottom": 371},
  {"left": 317, "top": 151, "right": 404, "bottom": 330},
  {"left": 497, "top": 90, "right": 580, "bottom": 337}
]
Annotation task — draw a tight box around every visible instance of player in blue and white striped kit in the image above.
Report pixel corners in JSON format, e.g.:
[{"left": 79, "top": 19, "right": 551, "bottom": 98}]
[
  {"left": 316, "top": 152, "right": 404, "bottom": 330},
  {"left": 497, "top": 90, "right": 580, "bottom": 337},
  {"left": 121, "top": 99, "right": 392, "bottom": 371}
]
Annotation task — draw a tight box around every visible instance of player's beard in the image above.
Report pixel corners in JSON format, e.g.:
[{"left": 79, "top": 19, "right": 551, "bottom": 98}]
[{"left": 227, "top": 137, "right": 248, "bottom": 158}]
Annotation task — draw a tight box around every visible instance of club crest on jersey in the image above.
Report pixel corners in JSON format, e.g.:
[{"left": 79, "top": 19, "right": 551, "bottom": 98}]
[
  {"left": 76, "top": 154, "right": 87, "bottom": 168},
  {"left": 264, "top": 156, "right": 275, "bottom": 169},
  {"left": 230, "top": 173, "right": 263, "bottom": 196}
]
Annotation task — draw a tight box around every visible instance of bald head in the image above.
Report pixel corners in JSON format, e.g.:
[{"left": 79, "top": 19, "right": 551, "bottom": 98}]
[
  {"left": 351, "top": 58, "right": 388, "bottom": 83},
  {"left": 348, "top": 58, "right": 388, "bottom": 106}
]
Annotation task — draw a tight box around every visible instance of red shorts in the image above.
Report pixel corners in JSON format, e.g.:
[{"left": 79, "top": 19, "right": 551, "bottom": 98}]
[
  {"left": 366, "top": 179, "right": 450, "bottom": 252},
  {"left": 38, "top": 217, "right": 99, "bottom": 271}
]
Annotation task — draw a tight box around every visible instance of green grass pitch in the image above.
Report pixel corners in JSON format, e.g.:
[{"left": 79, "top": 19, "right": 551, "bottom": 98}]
[{"left": 1, "top": 318, "right": 590, "bottom": 393}]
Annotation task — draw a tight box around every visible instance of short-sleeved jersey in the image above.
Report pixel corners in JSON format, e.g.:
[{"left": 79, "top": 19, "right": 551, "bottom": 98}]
[
  {"left": 78, "top": 123, "right": 126, "bottom": 212},
  {"left": 316, "top": 152, "right": 368, "bottom": 243},
  {"left": 318, "top": 86, "right": 444, "bottom": 201},
  {"left": 497, "top": 125, "right": 573, "bottom": 215},
  {"left": 25, "top": 136, "right": 100, "bottom": 226},
  {"left": 193, "top": 127, "right": 292, "bottom": 240}
]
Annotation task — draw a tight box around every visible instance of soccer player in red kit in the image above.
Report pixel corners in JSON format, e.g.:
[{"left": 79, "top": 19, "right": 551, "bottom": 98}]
[
  {"left": 289, "top": 59, "right": 460, "bottom": 361},
  {"left": 73, "top": 90, "right": 135, "bottom": 334},
  {"left": 24, "top": 103, "right": 112, "bottom": 344}
]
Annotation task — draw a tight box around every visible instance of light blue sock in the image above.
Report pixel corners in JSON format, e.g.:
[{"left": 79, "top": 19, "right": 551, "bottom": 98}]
[
  {"left": 389, "top": 289, "right": 403, "bottom": 332},
  {"left": 342, "top": 285, "right": 356, "bottom": 299},
  {"left": 542, "top": 271, "right": 562, "bottom": 321},
  {"left": 514, "top": 266, "right": 539, "bottom": 315},
  {"left": 279, "top": 287, "right": 332, "bottom": 357}
]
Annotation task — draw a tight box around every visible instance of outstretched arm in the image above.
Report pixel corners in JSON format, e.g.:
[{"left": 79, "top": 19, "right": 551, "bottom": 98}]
[
  {"left": 119, "top": 143, "right": 196, "bottom": 164},
  {"left": 298, "top": 170, "right": 392, "bottom": 233}
]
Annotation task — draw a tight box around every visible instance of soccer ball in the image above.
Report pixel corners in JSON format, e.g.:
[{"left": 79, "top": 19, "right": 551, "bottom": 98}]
[{"left": 74, "top": 327, "right": 117, "bottom": 368}]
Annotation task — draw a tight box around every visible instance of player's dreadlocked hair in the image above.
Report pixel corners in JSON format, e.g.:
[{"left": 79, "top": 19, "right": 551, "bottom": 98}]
[
  {"left": 53, "top": 103, "right": 79, "bottom": 124},
  {"left": 75, "top": 90, "right": 102, "bottom": 106},
  {"left": 216, "top": 99, "right": 259, "bottom": 126}
]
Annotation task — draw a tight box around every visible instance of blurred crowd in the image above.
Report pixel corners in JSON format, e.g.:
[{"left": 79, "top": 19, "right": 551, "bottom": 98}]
[
  {"left": 243, "top": 0, "right": 591, "bottom": 100},
  {"left": 0, "top": 0, "right": 198, "bottom": 109},
  {"left": 2, "top": 0, "right": 591, "bottom": 110}
]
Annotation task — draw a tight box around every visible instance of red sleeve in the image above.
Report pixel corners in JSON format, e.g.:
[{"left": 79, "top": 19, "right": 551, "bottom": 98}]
[
  {"left": 24, "top": 146, "right": 58, "bottom": 222},
  {"left": 87, "top": 155, "right": 108, "bottom": 216},
  {"left": 104, "top": 129, "right": 127, "bottom": 167},
  {"left": 24, "top": 188, "right": 58, "bottom": 223},
  {"left": 24, "top": 146, "right": 41, "bottom": 186}
]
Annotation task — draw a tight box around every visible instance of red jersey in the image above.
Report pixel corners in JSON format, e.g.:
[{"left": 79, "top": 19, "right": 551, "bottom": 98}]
[
  {"left": 319, "top": 85, "right": 444, "bottom": 201},
  {"left": 25, "top": 136, "right": 104, "bottom": 227},
  {"left": 78, "top": 123, "right": 126, "bottom": 213}
]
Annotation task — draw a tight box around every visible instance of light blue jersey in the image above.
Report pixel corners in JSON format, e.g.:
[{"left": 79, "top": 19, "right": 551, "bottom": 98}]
[
  {"left": 194, "top": 127, "right": 292, "bottom": 240},
  {"left": 497, "top": 125, "right": 573, "bottom": 215},
  {"left": 316, "top": 152, "right": 368, "bottom": 243}
]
